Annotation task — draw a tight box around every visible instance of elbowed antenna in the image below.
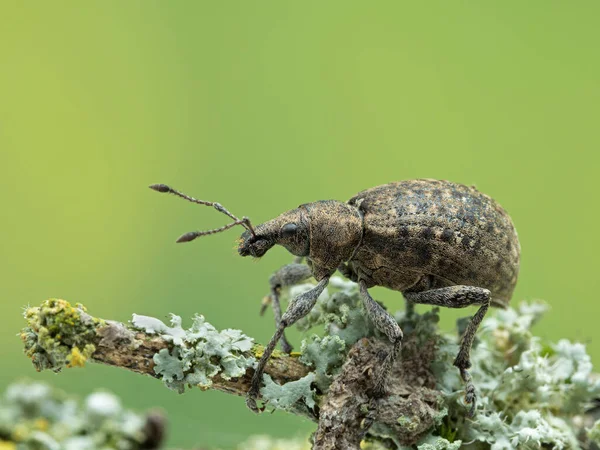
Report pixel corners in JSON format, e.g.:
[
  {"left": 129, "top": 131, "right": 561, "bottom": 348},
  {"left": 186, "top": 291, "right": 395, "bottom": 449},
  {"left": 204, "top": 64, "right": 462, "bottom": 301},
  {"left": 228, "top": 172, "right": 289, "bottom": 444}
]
[{"left": 149, "top": 184, "right": 256, "bottom": 242}]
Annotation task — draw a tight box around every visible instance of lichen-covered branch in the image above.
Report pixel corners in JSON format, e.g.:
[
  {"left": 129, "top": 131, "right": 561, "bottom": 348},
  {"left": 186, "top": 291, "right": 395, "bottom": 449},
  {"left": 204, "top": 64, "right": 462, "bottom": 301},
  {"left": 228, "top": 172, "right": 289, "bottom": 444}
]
[
  {"left": 19, "top": 279, "right": 600, "bottom": 450},
  {"left": 20, "top": 299, "right": 310, "bottom": 400}
]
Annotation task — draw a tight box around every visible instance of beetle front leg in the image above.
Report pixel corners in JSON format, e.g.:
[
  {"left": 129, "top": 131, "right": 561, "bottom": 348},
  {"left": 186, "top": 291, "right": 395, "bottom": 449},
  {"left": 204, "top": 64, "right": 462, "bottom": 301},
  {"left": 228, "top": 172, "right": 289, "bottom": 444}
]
[
  {"left": 261, "top": 263, "right": 312, "bottom": 353},
  {"left": 247, "top": 276, "right": 329, "bottom": 413},
  {"left": 403, "top": 285, "right": 491, "bottom": 416}
]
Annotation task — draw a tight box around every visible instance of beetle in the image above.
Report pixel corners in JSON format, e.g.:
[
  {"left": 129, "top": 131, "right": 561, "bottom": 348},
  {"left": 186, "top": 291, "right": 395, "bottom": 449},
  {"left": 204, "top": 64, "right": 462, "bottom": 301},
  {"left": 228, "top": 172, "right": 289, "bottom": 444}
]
[{"left": 150, "top": 179, "right": 520, "bottom": 419}]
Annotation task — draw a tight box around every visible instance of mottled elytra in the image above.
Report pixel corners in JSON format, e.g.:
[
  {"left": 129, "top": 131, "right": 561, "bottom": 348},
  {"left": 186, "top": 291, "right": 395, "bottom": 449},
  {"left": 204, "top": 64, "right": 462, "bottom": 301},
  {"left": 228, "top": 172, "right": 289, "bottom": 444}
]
[{"left": 150, "top": 179, "right": 520, "bottom": 424}]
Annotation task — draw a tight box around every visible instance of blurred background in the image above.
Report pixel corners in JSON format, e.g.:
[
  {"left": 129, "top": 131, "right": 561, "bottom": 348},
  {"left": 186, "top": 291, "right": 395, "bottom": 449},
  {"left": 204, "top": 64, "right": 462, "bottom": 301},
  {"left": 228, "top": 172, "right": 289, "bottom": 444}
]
[{"left": 1, "top": 2, "right": 599, "bottom": 448}]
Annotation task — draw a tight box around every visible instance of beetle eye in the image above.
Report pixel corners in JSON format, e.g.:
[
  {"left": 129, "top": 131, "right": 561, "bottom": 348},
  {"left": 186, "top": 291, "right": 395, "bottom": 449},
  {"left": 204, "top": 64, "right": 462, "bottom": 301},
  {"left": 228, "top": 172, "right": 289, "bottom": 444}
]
[{"left": 281, "top": 223, "right": 298, "bottom": 238}]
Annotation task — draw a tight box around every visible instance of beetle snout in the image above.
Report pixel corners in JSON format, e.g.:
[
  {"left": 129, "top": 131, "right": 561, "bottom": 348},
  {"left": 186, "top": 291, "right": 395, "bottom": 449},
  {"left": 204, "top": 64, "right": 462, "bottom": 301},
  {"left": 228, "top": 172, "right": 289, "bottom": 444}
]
[{"left": 238, "top": 232, "right": 273, "bottom": 258}]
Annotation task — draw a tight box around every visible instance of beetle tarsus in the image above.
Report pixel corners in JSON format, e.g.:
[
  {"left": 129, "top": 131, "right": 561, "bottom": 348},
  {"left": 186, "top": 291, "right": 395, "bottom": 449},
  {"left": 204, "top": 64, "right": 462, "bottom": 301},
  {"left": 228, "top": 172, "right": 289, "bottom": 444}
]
[
  {"left": 359, "top": 397, "right": 379, "bottom": 439},
  {"left": 245, "top": 388, "right": 264, "bottom": 414},
  {"left": 461, "top": 368, "right": 477, "bottom": 417}
]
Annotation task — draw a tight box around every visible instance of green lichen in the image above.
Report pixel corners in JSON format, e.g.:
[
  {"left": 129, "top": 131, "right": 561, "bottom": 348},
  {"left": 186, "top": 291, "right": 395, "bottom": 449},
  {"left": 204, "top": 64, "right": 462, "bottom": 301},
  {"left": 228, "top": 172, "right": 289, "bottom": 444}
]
[
  {"left": 415, "top": 435, "right": 462, "bottom": 450},
  {"left": 0, "top": 381, "right": 158, "bottom": 449},
  {"left": 588, "top": 419, "right": 600, "bottom": 445},
  {"left": 236, "top": 435, "right": 311, "bottom": 450},
  {"left": 396, "top": 415, "right": 420, "bottom": 432},
  {"left": 294, "top": 277, "right": 376, "bottom": 347},
  {"left": 131, "top": 313, "right": 255, "bottom": 393},
  {"left": 429, "top": 300, "right": 600, "bottom": 450},
  {"left": 260, "top": 373, "right": 316, "bottom": 414},
  {"left": 275, "top": 278, "right": 600, "bottom": 449},
  {"left": 21, "top": 299, "right": 101, "bottom": 372},
  {"left": 299, "top": 335, "right": 346, "bottom": 391}
]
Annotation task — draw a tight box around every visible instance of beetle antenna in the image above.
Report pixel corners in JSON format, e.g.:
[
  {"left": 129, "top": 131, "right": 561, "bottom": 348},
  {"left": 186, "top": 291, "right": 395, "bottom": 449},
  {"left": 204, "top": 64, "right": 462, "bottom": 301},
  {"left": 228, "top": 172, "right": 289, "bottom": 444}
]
[{"left": 149, "top": 184, "right": 256, "bottom": 239}]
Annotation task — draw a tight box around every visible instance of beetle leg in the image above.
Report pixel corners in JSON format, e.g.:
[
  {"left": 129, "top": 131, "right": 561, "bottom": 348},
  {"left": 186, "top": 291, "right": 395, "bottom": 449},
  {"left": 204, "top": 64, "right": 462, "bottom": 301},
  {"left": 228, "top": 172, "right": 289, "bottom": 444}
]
[
  {"left": 404, "top": 300, "right": 415, "bottom": 317},
  {"left": 265, "top": 287, "right": 293, "bottom": 354},
  {"left": 402, "top": 285, "right": 491, "bottom": 416},
  {"left": 262, "top": 263, "right": 313, "bottom": 353},
  {"left": 337, "top": 263, "right": 358, "bottom": 282},
  {"left": 246, "top": 276, "right": 329, "bottom": 414},
  {"left": 357, "top": 280, "right": 404, "bottom": 434},
  {"left": 358, "top": 281, "right": 404, "bottom": 395}
]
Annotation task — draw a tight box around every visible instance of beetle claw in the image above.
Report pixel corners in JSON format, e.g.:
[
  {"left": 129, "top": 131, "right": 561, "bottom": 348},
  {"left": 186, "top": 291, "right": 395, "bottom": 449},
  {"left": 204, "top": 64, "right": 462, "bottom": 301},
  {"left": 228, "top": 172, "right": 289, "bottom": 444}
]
[
  {"left": 465, "top": 392, "right": 477, "bottom": 417},
  {"left": 246, "top": 394, "right": 265, "bottom": 414}
]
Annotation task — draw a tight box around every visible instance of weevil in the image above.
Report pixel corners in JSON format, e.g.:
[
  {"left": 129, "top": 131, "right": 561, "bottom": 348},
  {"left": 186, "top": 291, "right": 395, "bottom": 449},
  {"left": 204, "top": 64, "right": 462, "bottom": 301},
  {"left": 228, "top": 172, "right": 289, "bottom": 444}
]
[{"left": 150, "top": 179, "right": 520, "bottom": 420}]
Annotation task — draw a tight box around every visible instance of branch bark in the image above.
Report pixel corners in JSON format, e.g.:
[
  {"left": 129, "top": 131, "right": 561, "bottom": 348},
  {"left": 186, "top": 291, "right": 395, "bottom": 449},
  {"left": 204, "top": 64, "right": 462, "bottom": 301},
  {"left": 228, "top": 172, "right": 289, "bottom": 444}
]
[{"left": 94, "top": 320, "right": 311, "bottom": 398}]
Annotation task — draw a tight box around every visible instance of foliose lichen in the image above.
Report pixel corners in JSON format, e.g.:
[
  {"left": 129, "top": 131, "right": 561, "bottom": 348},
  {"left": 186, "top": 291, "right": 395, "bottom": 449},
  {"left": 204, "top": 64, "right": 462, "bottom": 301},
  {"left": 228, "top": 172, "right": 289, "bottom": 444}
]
[
  {"left": 236, "top": 435, "right": 311, "bottom": 450},
  {"left": 276, "top": 277, "right": 600, "bottom": 449},
  {"left": 260, "top": 373, "right": 316, "bottom": 415},
  {"left": 420, "top": 301, "right": 600, "bottom": 450},
  {"left": 588, "top": 418, "right": 600, "bottom": 445},
  {"left": 299, "top": 335, "right": 346, "bottom": 391},
  {"left": 415, "top": 435, "right": 462, "bottom": 450},
  {"left": 131, "top": 313, "right": 255, "bottom": 393},
  {"left": 295, "top": 277, "right": 376, "bottom": 347},
  {"left": 0, "top": 381, "right": 159, "bottom": 450}
]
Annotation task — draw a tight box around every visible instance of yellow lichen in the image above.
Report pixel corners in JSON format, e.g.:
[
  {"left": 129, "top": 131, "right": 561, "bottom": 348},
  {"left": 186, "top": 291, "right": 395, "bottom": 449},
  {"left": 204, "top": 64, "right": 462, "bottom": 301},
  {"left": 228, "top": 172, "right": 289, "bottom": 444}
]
[
  {"left": 67, "top": 347, "right": 87, "bottom": 368},
  {"left": 67, "top": 344, "right": 96, "bottom": 368},
  {"left": 253, "top": 345, "right": 265, "bottom": 358},
  {"left": 34, "top": 418, "right": 49, "bottom": 431},
  {"left": 11, "top": 424, "right": 28, "bottom": 442}
]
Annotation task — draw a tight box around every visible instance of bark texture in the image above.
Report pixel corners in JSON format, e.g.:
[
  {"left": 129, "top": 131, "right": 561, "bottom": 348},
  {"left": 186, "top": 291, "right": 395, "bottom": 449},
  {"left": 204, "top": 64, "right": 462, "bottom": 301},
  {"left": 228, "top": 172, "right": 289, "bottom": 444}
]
[{"left": 313, "top": 334, "right": 442, "bottom": 450}]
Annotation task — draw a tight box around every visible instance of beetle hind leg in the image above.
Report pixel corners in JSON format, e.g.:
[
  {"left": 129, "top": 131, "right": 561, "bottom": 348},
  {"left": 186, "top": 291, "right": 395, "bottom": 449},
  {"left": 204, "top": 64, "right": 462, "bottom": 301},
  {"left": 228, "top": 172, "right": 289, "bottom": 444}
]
[{"left": 402, "top": 285, "right": 491, "bottom": 417}]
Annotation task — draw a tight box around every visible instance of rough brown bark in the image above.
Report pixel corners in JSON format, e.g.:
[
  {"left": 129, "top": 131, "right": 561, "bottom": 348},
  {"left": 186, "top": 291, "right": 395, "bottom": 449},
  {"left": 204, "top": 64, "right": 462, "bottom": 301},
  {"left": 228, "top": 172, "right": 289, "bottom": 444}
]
[{"left": 313, "top": 333, "right": 442, "bottom": 450}]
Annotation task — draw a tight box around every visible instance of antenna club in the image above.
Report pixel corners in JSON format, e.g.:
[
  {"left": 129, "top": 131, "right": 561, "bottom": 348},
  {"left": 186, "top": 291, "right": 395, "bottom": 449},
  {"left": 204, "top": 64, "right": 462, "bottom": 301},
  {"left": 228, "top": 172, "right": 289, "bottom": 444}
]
[
  {"left": 149, "top": 184, "right": 171, "bottom": 193},
  {"left": 176, "top": 232, "right": 198, "bottom": 243}
]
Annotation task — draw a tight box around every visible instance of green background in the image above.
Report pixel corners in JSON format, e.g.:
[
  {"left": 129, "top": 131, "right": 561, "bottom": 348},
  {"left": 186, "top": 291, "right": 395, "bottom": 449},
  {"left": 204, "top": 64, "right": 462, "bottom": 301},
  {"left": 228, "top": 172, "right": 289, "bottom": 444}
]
[{"left": 1, "top": 2, "right": 599, "bottom": 448}]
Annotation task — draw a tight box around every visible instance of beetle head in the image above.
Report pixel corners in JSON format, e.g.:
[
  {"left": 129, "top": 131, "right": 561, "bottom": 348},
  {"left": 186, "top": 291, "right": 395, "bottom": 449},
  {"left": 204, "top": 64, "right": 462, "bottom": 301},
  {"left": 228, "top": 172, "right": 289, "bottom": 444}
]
[{"left": 238, "top": 208, "right": 309, "bottom": 258}]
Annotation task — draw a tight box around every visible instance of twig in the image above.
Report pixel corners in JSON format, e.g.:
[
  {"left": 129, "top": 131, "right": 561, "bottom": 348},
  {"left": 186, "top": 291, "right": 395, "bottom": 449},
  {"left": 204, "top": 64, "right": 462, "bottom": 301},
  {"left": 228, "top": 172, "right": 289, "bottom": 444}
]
[{"left": 20, "top": 300, "right": 309, "bottom": 398}]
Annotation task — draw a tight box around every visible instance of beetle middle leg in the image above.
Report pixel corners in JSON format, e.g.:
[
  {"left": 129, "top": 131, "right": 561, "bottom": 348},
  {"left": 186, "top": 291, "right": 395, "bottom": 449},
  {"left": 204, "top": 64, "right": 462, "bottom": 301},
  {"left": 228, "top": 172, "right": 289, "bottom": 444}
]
[
  {"left": 403, "top": 284, "right": 491, "bottom": 416},
  {"left": 261, "top": 262, "right": 312, "bottom": 353},
  {"left": 247, "top": 276, "right": 330, "bottom": 413},
  {"left": 358, "top": 280, "right": 404, "bottom": 396},
  {"left": 356, "top": 279, "right": 404, "bottom": 435}
]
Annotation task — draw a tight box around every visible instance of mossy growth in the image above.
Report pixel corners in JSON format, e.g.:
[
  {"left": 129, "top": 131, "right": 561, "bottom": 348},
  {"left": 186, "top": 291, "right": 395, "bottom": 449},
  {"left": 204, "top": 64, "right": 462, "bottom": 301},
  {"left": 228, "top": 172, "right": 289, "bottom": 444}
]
[{"left": 21, "top": 299, "right": 102, "bottom": 373}]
